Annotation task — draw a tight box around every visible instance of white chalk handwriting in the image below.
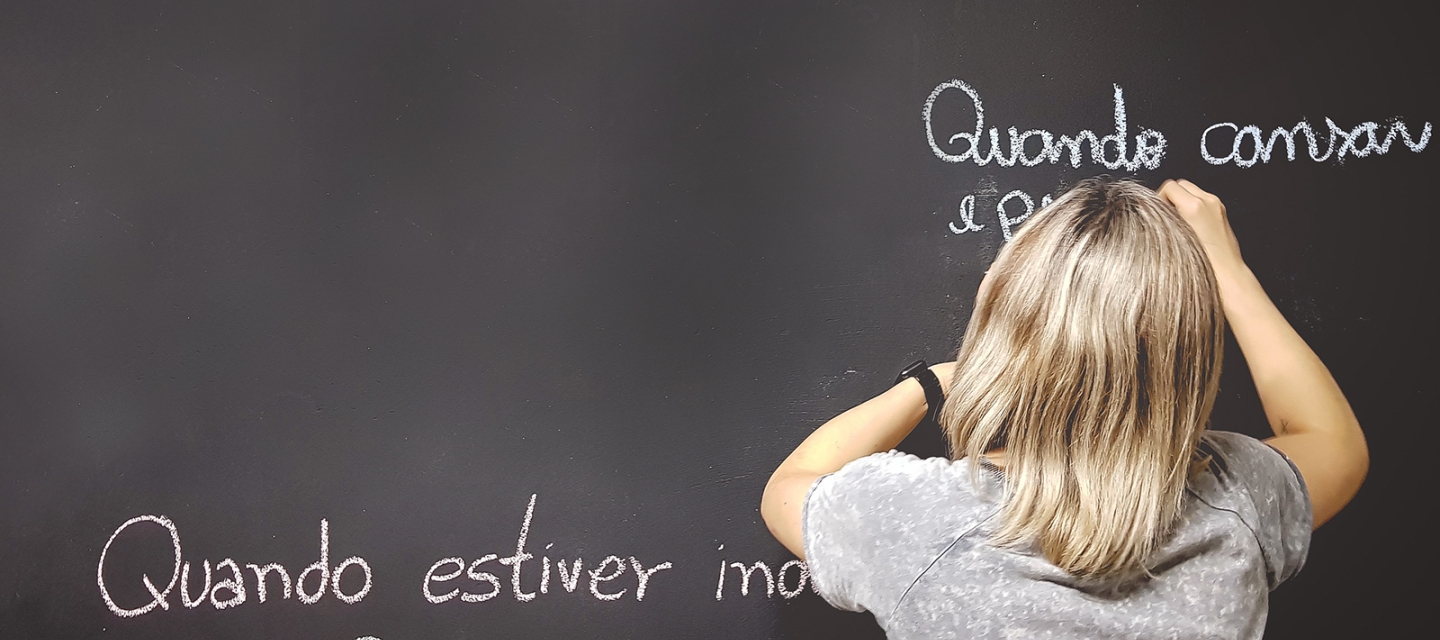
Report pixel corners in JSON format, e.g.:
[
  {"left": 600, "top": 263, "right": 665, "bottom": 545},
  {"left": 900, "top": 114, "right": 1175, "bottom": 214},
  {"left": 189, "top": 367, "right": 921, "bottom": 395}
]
[
  {"left": 97, "top": 516, "right": 370, "bottom": 618},
  {"left": 925, "top": 80, "right": 1167, "bottom": 171},
  {"left": 949, "top": 188, "right": 1056, "bottom": 242},
  {"left": 714, "top": 550, "right": 814, "bottom": 601},
  {"left": 1201, "top": 117, "right": 1430, "bottom": 167},
  {"left": 422, "top": 494, "right": 674, "bottom": 605}
]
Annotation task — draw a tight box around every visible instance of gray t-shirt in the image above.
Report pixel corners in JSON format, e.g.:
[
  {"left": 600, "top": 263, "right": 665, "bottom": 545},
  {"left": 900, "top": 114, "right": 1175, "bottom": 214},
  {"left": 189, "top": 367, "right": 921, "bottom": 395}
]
[{"left": 802, "top": 431, "right": 1311, "bottom": 640}]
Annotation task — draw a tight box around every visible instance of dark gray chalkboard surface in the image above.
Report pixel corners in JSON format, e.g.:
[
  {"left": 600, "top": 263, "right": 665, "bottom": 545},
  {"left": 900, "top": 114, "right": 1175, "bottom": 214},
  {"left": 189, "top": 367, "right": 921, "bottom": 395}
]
[{"left": 2, "top": 1, "right": 1434, "bottom": 638}]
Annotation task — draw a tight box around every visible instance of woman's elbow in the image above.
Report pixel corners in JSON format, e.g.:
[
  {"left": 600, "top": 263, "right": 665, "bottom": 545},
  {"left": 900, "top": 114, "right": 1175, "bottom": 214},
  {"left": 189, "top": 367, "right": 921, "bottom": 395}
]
[
  {"left": 760, "top": 471, "right": 811, "bottom": 558},
  {"left": 759, "top": 471, "right": 789, "bottom": 530}
]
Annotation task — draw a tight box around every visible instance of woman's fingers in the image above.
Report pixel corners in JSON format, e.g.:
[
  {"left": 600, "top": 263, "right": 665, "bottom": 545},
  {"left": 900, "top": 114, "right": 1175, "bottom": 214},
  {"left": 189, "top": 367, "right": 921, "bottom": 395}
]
[
  {"left": 1159, "top": 179, "right": 1218, "bottom": 219},
  {"left": 1157, "top": 179, "right": 1200, "bottom": 210},
  {"left": 1174, "top": 178, "right": 1212, "bottom": 200},
  {"left": 1159, "top": 178, "right": 1246, "bottom": 276},
  {"left": 1176, "top": 179, "right": 1227, "bottom": 216}
]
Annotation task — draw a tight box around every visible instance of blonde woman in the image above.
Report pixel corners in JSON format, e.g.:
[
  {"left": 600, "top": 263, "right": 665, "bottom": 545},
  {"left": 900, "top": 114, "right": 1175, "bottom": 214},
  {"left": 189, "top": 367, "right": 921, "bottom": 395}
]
[{"left": 761, "top": 178, "right": 1367, "bottom": 639}]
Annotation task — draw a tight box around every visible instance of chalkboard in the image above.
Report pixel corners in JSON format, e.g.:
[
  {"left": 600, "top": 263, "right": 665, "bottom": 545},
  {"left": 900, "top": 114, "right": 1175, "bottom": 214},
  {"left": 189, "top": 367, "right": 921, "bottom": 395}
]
[{"left": 2, "top": 1, "right": 1434, "bottom": 638}]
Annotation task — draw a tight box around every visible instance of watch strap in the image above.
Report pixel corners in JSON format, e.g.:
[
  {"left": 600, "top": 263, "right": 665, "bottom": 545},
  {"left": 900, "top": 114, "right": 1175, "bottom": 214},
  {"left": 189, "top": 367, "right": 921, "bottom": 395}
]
[{"left": 896, "top": 359, "right": 946, "bottom": 425}]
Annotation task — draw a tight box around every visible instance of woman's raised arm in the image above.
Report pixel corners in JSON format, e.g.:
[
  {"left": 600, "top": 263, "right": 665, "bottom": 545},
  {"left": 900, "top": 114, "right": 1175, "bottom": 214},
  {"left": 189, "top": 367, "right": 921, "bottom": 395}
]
[{"left": 1159, "top": 179, "right": 1369, "bottom": 528}]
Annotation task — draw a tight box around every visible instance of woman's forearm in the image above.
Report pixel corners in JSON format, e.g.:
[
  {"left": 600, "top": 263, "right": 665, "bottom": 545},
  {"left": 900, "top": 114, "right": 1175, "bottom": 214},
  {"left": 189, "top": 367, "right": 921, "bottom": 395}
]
[
  {"left": 761, "top": 367, "right": 945, "bottom": 557},
  {"left": 1217, "top": 265, "right": 1362, "bottom": 443},
  {"left": 1217, "top": 263, "right": 1367, "bottom": 526},
  {"left": 773, "top": 375, "right": 929, "bottom": 477}
]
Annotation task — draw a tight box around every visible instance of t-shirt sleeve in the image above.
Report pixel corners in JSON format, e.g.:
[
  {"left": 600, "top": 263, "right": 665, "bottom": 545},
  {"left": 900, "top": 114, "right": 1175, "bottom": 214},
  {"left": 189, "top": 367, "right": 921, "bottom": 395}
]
[
  {"left": 801, "top": 451, "right": 976, "bottom": 614},
  {"left": 1202, "top": 431, "right": 1313, "bottom": 588}
]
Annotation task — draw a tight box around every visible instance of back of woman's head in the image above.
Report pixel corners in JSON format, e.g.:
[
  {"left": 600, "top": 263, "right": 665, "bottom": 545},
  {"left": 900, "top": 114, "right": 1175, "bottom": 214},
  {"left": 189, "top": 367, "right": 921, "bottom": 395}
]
[{"left": 939, "top": 177, "right": 1224, "bottom": 579}]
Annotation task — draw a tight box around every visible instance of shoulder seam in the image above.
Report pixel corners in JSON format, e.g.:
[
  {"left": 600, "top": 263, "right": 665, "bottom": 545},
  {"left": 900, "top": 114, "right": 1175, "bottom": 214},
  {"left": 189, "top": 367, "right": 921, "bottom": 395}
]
[
  {"left": 889, "top": 507, "right": 1001, "bottom": 618},
  {"left": 1185, "top": 487, "right": 1277, "bottom": 587}
]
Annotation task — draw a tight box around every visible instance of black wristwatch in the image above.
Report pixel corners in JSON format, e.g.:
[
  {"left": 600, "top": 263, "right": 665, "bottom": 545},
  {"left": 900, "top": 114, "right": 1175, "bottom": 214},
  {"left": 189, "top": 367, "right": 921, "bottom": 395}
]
[{"left": 896, "top": 359, "right": 946, "bottom": 425}]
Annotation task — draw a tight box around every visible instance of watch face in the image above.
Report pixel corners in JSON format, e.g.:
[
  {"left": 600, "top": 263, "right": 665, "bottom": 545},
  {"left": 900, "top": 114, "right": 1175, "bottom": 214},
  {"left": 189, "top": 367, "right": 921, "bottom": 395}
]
[{"left": 897, "top": 359, "right": 928, "bottom": 384}]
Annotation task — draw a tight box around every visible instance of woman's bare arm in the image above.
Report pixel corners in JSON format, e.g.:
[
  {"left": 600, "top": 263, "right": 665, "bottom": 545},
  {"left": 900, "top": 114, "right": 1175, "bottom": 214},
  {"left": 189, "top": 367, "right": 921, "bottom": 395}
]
[
  {"left": 1159, "top": 179, "right": 1369, "bottom": 528},
  {"left": 760, "top": 363, "right": 954, "bottom": 558}
]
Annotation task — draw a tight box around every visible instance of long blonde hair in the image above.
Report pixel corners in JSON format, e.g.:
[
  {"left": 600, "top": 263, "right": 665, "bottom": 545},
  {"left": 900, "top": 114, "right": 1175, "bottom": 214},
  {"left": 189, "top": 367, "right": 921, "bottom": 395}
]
[{"left": 939, "top": 177, "right": 1224, "bottom": 579}]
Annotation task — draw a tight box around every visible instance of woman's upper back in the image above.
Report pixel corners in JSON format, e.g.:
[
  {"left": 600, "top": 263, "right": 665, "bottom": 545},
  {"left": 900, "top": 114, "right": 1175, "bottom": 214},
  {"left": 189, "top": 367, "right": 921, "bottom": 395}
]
[{"left": 802, "top": 430, "right": 1311, "bottom": 640}]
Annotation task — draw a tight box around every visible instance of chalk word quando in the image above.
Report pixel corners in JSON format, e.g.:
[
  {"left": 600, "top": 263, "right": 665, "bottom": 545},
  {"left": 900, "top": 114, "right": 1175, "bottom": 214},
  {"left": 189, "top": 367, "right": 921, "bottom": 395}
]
[
  {"left": 1200, "top": 116, "right": 1431, "bottom": 167},
  {"left": 925, "top": 80, "right": 1166, "bottom": 171},
  {"left": 423, "top": 494, "right": 673, "bottom": 604},
  {"left": 98, "top": 516, "right": 371, "bottom": 618}
]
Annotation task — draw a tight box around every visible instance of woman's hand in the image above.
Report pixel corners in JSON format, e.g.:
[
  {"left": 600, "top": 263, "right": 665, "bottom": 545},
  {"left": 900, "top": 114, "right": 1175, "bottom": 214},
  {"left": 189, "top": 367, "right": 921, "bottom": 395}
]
[
  {"left": 930, "top": 361, "right": 957, "bottom": 397},
  {"left": 1157, "top": 179, "right": 1246, "bottom": 278}
]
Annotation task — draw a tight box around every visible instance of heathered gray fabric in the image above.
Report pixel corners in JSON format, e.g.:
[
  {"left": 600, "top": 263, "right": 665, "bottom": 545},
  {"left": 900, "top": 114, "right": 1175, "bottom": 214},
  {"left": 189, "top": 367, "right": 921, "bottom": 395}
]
[{"left": 802, "top": 431, "right": 1311, "bottom": 640}]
